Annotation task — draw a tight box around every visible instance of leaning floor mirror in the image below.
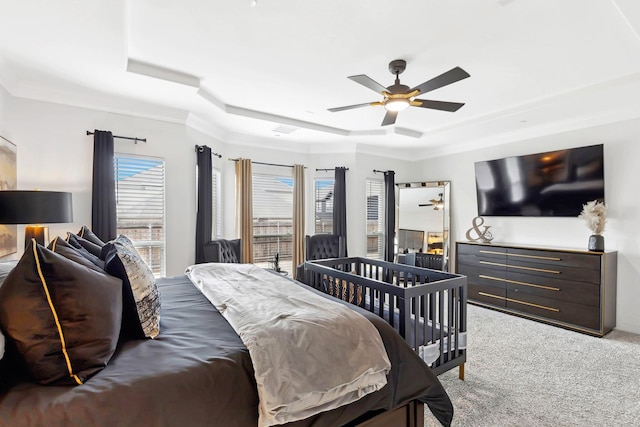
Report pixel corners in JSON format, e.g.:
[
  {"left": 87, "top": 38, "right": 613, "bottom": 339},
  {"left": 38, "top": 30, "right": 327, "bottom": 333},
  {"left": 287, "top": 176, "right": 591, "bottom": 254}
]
[{"left": 396, "top": 181, "right": 451, "bottom": 272}]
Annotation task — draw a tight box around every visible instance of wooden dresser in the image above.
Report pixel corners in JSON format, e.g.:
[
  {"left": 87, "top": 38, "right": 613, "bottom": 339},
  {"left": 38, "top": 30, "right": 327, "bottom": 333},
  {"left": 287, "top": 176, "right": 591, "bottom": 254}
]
[{"left": 456, "top": 241, "right": 617, "bottom": 336}]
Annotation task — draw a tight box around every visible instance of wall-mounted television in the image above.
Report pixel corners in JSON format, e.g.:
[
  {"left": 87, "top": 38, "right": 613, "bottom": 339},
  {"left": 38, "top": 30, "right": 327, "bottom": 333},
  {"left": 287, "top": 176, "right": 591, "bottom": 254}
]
[{"left": 475, "top": 144, "right": 605, "bottom": 217}]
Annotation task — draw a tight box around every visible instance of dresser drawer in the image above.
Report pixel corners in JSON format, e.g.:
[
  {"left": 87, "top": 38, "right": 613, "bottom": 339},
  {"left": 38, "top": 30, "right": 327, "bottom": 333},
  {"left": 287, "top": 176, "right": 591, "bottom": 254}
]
[
  {"left": 468, "top": 283, "right": 506, "bottom": 307},
  {"left": 457, "top": 243, "right": 507, "bottom": 260},
  {"left": 506, "top": 258, "right": 601, "bottom": 284},
  {"left": 458, "top": 260, "right": 506, "bottom": 277},
  {"left": 505, "top": 271, "right": 600, "bottom": 307},
  {"left": 507, "top": 248, "right": 600, "bottom": 269},
  {"left": 505, "top": 293, "right": 600, "bottom": 331}
]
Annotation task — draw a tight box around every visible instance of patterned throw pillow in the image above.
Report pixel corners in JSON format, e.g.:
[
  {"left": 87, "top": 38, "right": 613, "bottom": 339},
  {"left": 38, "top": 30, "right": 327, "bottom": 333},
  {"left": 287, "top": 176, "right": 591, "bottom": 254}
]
[
  {"left": 0, "top": 240, "right": 122, "bottom": 385},
  {"left": 103, "top": 235, "right": 161, "bottom": 339}
]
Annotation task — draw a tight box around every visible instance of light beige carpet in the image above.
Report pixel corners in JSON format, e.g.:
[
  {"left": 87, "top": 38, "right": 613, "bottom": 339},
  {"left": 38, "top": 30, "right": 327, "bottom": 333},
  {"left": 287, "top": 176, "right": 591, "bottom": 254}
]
[{"left": 424, "top": 305, "right": 640, "bottom": 426}]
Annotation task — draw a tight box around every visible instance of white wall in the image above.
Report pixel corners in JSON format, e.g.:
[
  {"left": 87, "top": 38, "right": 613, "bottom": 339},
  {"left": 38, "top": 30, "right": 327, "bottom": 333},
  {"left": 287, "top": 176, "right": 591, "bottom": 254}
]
[{"left": 419, "top": 120, "right": 640, "bottom": 334}]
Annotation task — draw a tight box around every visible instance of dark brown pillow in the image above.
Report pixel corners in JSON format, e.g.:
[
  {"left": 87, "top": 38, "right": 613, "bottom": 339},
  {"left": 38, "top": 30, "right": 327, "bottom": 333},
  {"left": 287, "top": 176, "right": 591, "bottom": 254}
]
[
  {"left": 77, "top": 225, "right": 106, "bottom": 246},
  {"left": 64, "top": 234, "right": 105, "bottom": 269},
  {"left": 103, "top": 235, "right": 160, "bottom": 340},
  {"left": 0, "top": 240, "right": 122, "bottom": 386},
  {"left": 68, "top": 232, "right": 104, "bottom": 259}
]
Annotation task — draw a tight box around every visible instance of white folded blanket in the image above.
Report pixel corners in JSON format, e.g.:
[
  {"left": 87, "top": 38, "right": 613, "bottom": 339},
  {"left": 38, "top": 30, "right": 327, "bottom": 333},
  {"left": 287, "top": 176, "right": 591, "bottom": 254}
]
[{"left": 185, "top": 263, "right": 391, "bottom": 427}]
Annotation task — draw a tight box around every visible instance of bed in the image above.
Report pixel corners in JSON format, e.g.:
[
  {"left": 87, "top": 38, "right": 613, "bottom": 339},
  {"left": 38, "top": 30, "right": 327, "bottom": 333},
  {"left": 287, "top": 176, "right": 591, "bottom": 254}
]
[
  {"left": 0, "top": 261, "right": 454, "bottom": 426},
  {"left": 302, "top": 257, "right": 467, "bottom": 378}
]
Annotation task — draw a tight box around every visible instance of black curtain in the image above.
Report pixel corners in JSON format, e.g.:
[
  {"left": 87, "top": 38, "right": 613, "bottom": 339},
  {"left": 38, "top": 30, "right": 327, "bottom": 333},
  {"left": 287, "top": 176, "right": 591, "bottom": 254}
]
[
  {"left": 384, "top": 170, "right": 396, "bottom": 262},
  {"left": 91, "top": 130, "right": 117, "bottom": 242},
  {"left": 195, "top": 145, "right": 213, "bottom": 264},
  {"left": 333, "top": 167, "right": 347, "bottom": 254}
]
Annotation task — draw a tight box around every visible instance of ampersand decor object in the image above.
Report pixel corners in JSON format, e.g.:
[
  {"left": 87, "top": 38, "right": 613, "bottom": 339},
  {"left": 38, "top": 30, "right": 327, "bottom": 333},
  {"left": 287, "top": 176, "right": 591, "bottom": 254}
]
[{"left": 465, "top": 216, "right": 494, "bottom": 243}]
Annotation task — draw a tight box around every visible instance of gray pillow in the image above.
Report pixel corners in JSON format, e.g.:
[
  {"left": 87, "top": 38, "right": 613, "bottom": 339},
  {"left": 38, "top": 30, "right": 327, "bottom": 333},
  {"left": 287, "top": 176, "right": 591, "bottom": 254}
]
[
  {"left": 0, "top": 261, "right": 17, "bottom": 289},
  {"left": 1, "top": 261, "right": 17, "bottom": 365},
  {"left": 0, "top": 261, "right": 17, "bottom": 362}
]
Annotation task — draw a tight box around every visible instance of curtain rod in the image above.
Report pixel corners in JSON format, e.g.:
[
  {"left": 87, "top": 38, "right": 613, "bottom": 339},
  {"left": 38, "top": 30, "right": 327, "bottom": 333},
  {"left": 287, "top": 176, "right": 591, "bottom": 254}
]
[
  {"left": 315, "top": 167, "right": 349, "bottom": 171},
  {"left": 195, "top": 145, "right": 222, "bottom": 158},
  {"left": 373, "top": 169, "right": 391, "bottom": 174},
  {"left": 228, "top": 158, "right": 306, "bottom": 168},
  {"left": 86, "top": 130, "right": 146, "bottom": 144}
]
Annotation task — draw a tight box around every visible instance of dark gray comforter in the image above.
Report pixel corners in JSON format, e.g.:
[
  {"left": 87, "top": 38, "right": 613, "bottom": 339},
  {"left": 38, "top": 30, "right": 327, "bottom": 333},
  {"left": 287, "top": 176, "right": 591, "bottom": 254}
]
[{"left": 0, "top": 275, "right": 453, "bottom": 426}]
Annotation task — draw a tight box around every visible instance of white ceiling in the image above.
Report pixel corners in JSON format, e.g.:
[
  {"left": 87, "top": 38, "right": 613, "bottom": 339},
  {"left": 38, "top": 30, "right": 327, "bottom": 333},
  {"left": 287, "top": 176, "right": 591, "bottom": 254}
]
[{"left": 2, "top": 0, "right": 640, "bottom": 159}]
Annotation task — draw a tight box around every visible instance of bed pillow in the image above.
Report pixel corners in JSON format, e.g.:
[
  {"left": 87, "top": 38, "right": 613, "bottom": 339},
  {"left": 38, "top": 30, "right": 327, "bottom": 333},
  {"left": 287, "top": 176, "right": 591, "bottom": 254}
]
[
  {"left": 77, "top": 225, "right": 106, "bottom": 246},
  {"left": 0, "top": 240, "right": 123, "bottom": 386},
  {"left": 103, "top": 235, "right": 160, "bottom": 340},
  {"left": 64, "top": 234, "right": 105, "bottom": 269},
  {"left": 68, "top": 232, "right": 104, "bottom": 258}
]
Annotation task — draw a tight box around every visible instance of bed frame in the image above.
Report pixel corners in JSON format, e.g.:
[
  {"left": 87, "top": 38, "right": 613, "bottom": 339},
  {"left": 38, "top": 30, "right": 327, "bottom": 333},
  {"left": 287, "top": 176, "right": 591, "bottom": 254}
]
[{"left": 303, "top": 257, "right": 467, "bottom": 379}]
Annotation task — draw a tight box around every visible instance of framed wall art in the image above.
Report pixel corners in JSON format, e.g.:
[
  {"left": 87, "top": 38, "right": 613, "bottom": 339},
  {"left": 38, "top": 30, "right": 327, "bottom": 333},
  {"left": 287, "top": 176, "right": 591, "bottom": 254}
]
[{"left": 0, "top": 135, "right": 17, "bottom": 257}]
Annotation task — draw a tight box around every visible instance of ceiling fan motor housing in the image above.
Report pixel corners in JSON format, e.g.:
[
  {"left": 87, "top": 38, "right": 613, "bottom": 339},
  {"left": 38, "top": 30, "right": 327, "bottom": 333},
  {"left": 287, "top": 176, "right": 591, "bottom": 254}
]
[{"left": 388, "top": 59, "right": 407, "bottom": 76}]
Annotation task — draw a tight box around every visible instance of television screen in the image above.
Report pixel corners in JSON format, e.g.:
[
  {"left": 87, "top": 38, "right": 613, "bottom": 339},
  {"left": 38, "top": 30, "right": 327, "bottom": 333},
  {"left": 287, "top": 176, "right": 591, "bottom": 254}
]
[{"left": 475, "top": 144, "right": 605, "bottom": 217}]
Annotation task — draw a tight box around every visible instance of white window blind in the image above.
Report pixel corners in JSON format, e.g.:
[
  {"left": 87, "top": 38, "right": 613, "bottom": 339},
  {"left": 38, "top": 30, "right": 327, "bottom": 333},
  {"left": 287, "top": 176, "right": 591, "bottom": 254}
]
[
  {"left": 212, "top": 167, "right": 222, "bottom": 239},
  {"left": 114, "top": 155, "right": 166, "bottom": 277},
  {"left": 252, "top": 172, "right": 293, "bottom": 273},
  {"left": 365, "top": 178, "right": 385, "bottom": 260},
  {"left": 314, "top": 178, "right": 334, "bottom": 234}
]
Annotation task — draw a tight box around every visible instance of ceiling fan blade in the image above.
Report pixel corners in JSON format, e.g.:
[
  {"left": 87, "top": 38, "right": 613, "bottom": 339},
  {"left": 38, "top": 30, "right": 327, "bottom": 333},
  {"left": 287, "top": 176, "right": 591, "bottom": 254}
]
[
  {"left": 418, "top": 203, "right": 434, "bottom": 207},
  {"left": 348, "top": 74, "right": 388, "bottom": 94},
  {"left": 411, "top": 67, "right": 470, "bottom": 95},
  {"left": 413, "top": 99, "right": 465, "bottom": 112},
  {"left": 381, "top": 110, "right": 398, "bottom": 126},
  {"left": 328, "top": 102, "right": 373, "bottom": 112}
]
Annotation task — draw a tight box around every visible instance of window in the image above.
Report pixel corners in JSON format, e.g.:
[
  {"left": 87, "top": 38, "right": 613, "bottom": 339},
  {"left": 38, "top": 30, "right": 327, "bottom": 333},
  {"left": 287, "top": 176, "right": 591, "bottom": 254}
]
[
  {"left": 314, "top": 178, "right": 334, "bottom": 234},
  {"left": 365, "top": 178, "right": 385, "bottom": 259},
  {"left": 114, "top": 155, "right": 166, "bottom": 277},
  {"left": 252, "top": 172, "right": 293, "bottom": 273},
  {"left": 212, "top": 167, "right": 222, "bottom": 239}
]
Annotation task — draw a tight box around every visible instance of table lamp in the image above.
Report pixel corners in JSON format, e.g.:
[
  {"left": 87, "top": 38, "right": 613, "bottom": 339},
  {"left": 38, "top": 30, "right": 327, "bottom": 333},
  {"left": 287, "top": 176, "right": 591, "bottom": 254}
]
[{"left": 0, "top": 190, "right": 73, "bottom": 247}]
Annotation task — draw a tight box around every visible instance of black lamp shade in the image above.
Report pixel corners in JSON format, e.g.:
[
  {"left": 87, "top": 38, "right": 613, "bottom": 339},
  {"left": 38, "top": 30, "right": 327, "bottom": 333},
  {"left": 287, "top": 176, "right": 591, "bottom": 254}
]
[{"left": 0, "top": 191, "right": 73, "bottom": 224}]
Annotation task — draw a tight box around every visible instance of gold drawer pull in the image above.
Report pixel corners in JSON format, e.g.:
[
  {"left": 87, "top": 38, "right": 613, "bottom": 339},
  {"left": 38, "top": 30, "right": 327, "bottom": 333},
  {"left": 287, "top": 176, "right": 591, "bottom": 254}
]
[
  {"left": 505, "top": 253, "right": 562, "bottom": 261},
  {"left": 478, "top": 249, "right": 562, "bottom": 262},
  {"left": 478, "top": 292, "right": 506, "bottom": 301},
  {"left": 478, "top": 292, "right": 560, "bottom": 312},
  {"left": 479, "top": 274, "right": 505, "bottom": 283},
  {"left": 479, "top": 250, "right": 506, "bottom": 255},
  {"left": 479, "top": 260, "right": 560, "bottom": 274},
  {"left": 479, "top": 275, "right": 560, "bottom": 291}
]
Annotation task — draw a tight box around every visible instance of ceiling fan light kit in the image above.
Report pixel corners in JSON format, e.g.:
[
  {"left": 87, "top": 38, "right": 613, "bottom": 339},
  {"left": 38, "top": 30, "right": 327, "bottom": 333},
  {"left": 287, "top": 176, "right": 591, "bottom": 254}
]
[
  {"left": 329, "top": 59, "right": 470, "bottom": 126},
  {"left": 385, "top": 98, "right": 410, "bottom": 112}
]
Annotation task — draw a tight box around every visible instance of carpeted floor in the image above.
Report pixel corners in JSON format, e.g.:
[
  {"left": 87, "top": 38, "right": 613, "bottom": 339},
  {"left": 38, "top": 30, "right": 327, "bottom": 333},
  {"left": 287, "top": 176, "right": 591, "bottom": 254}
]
[{"left": 424, "top": 305, "right": 640, "bottom": 426}]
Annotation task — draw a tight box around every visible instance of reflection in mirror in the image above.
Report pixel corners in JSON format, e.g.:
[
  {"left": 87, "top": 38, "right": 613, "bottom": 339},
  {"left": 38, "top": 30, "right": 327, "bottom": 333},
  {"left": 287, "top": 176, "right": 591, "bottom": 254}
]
[{"left": 396, "top": 181, "right": 450, "bottom": 271}]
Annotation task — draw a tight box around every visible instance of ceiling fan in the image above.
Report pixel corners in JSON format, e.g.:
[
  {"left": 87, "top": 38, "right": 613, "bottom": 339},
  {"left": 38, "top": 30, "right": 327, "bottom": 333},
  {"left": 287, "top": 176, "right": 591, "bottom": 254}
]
[
  {"left": 419, "top": 193, "right": 444, "bottom": 210},
  {"left": 328, "top": 59, "right": 470, "bottom": 126}
]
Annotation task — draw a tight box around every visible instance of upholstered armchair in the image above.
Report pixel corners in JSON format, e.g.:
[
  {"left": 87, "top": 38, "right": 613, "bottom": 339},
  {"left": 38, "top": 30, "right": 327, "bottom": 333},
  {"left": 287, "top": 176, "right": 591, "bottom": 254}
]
[
  {"left": 305, "top": 234, "right": 346, "bottom": 261},
  {"left": 296, "top": 234, "right": 346, "bottom": 282},
  {"left": 202, "top": 238, "right": 242, "bottom": 263}
]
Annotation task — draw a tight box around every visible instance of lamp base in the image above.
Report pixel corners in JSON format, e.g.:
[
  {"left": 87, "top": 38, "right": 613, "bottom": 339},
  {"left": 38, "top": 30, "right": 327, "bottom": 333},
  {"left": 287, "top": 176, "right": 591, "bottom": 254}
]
[{"left": 25, "top": 225, "right": 49, "bottom": 248}]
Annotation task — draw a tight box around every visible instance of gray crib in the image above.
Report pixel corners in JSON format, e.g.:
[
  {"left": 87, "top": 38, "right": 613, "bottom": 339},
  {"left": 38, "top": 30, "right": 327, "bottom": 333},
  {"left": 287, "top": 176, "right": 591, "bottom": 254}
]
[{"left": 303, "top": 257, "right": 467, "bottom": 378}]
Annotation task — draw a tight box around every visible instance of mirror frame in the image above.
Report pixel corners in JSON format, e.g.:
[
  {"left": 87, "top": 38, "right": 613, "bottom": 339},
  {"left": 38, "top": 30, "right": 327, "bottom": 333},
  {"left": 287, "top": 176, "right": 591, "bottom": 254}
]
[{"left": 395, "top": 181, "right": 451, "bottom": 271}]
